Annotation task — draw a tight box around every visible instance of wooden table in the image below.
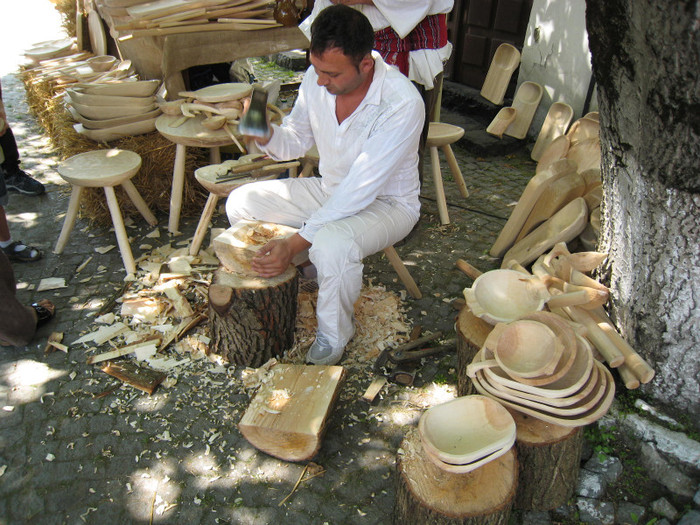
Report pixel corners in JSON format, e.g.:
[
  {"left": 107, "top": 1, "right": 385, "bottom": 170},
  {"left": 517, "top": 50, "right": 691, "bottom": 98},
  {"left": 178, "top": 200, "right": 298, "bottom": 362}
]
[
  {"left": 114, "top": 26, "right": 308, "bottom": 98},
  {"left": 156, "top": 113, "right": 238, "bottom": 233}
]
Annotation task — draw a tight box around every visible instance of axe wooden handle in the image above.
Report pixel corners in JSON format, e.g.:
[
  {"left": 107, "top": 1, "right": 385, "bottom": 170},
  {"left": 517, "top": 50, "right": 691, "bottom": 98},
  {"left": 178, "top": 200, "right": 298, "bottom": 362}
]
[
  {"left": 562, "top": 306, "right": 625, "bottom": 368},
  {"left": 455, "top": 259, "right": 483, "bottom": 279}
]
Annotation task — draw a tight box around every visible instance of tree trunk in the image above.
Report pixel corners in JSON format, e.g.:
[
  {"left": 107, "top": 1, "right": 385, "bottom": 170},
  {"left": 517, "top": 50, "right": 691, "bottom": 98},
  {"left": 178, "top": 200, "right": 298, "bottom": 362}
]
[
  {"left": 456, "top": 306, "right": 493, "bottom": 397},
  {"left": 394, "top": 428, "right": 517, "bottom": 524},
  {"left": 585, "top": 0, "right": 700, "bottom": 422},
  {"left": 208, "top": 266, "right": 298, "bottom": 367}
]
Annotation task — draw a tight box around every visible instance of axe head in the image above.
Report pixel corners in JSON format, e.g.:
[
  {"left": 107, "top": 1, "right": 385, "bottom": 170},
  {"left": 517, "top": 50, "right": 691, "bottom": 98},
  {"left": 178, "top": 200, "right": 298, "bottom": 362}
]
[{"left": 238, "top": 87, "right": 269, "bottom": 138}]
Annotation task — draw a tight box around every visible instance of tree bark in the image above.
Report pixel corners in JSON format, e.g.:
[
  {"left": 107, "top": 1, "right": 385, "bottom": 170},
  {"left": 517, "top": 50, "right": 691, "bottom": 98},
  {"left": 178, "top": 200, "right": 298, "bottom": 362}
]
[
  {"left": 585, "top": 0, "right": 700, "bottom": 422},
  {"left": 208, "top": 266, "right": 298, "bottom": 367}
]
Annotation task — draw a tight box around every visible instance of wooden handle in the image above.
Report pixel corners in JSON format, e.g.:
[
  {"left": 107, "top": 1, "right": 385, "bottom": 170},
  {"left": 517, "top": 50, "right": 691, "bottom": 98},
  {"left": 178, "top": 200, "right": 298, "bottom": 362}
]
[
  {"left": 562, "top": 306, "right": 625, "bottom": 368},
  {"left": 616, "top": 363, "right": 640, "bottom": 390},
  {"left": 588, "top": 307, "right": 655, "bottom": 384},
  {"left": 466, "top": 359, "right": 499, "bottom": 377},
  {"left": 455, "top": 259, "right": 483, "bottom": 279}
]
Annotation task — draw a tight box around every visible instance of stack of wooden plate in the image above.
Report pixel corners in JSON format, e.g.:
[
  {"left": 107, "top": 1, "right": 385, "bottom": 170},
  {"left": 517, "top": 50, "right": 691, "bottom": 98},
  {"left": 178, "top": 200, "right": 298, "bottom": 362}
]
[
  {"left": 66, "top": 79, "right": 161, "bottom": 142},
  {"left": 24, "top": 38, "right": 76, "bottom": 63},
  {"left": 417, "top": 395, "right": 516, "bottom": 473},
  {"left": 468, "top": 311, "right": 615, "bottom": 427}
]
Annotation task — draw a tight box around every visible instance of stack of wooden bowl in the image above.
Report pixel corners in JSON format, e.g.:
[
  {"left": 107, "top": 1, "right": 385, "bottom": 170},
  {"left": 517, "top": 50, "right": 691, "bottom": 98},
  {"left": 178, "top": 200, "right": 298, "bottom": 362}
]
[
  {"left": 66, "top": 78, "right": 161, "bottom": 142},
  {"left": 417, "top": 395, "right": 516, "bottom": 473},
  {"left": 467, "top": 311, "right": 615, "bottom": 427}
]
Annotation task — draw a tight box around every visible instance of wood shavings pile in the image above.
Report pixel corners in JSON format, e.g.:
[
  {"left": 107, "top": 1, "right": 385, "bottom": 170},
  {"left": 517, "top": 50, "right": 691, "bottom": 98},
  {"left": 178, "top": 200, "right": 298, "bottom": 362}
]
[{"left": 285, "top": 281, "right": 412, "bottom": 367}]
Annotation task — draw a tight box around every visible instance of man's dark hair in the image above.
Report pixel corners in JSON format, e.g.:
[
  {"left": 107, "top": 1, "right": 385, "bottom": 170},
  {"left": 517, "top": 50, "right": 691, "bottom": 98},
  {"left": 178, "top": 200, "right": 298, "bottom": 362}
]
[{"left": 310, "top": 5, "right": 374, "bottom": 66}]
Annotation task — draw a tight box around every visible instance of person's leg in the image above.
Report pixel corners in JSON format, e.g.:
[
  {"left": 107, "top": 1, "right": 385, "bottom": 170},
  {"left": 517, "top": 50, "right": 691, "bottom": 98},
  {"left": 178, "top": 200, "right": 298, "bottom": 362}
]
[
  {"left": 309, "top": 198, "right": 418, "bottom": 362},
  {"left": 0, "top": 250, "right": 37, "bottom": 346},
  {"left": 226, "top": 177, "right": 327, "bottom": 228},
  {"left": 0, "top": 200, "right": 42, "bottom": 262},
  {"left": 1, "top": 126, "right": 45, "bottom": 196}
]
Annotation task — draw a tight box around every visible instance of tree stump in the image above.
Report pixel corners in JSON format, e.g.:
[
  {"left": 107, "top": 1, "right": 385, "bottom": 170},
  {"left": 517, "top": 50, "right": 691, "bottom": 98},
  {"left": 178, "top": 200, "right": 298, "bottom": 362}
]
[
  {"left": 509, "top": 410, "right": 583, "bottom": 510},
  {"left": 394, "top": 427, "right": 517, "bottom": 525},
  {"left": 208, "top": 265, "right": 298, "bottom": 367},
  {"left": 456, "top": 306, "right": 494, "bottom": 396}
]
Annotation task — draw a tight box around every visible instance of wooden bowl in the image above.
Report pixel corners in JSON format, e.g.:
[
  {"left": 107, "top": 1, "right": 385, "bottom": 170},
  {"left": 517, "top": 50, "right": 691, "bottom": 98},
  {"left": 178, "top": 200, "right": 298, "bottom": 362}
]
[
  {"left": 464, "top": 269, "right": 550, "bottom": 325},
  {"left": 482, "top": 333, "right": 594, "bottom": 398},
  {"left": 423, "top": 439, "right": 514, "bottom": 474},
  {"left": 68, "top": 106, "right": 161, "bottom": 130},
  {"left": 495, "top": 319, "right": 564, "bottom": 378},
  {"left": 178, "top": 82, "right": 252, "bottom": 103},
  {"left": 70, "top": 100, "right": 157, "bottom": 120},
  {"left": 418, "top": 395, "right": 516, "bottom": 466},
  {"left": 75, "top": 79, "right": 160, "bottom": 97},
  {"left": 472, "top": 360, "right": 615, "bottom": 427},
  {"left": 87, "top": 55, "right": 117, "bottom": 72},
  {"left": 67, "top": 88, "right": 155, "bottom": 107}
]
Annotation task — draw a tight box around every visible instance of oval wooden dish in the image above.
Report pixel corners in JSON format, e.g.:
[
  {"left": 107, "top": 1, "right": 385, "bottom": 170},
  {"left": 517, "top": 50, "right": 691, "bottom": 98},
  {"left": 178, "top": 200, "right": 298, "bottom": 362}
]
[
  {"left": 422, "top": 438, "right": 515, "bottom": 474},
  {"left": 418, "top": 395, "right": 516, "bottom": 466},
  {"left": 75, "top": 79, "right": 160, "bottom": 97},
  {"left": 68, "top": 106, "right": 161, "bottom": 130},
  {"left": 472, "top": 360, "right": 615, "bottom": 427},
  {"left": 66, "top": 88, "right": 156, "bottom": 107},
  {"left": 70, "top": 100, "right": 157, "bottom": 120},
  {"left": 480, "top": 334, "right": 594, "bottom": 398},
  {"left": 74, "top": 116, "right": 158, "bottom": 142}
]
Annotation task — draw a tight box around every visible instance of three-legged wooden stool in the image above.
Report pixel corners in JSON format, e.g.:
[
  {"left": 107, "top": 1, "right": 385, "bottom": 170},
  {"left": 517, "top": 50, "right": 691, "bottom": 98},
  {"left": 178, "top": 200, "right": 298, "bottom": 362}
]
[
  {"left": 427, "top": 122, "right": 469, "bottom": 225},
  {"left": 54, "top": 149, "right": 157, "bottom": 275},
  {"left": 189, "top": 159, "right": 300, "bottom": 256}
]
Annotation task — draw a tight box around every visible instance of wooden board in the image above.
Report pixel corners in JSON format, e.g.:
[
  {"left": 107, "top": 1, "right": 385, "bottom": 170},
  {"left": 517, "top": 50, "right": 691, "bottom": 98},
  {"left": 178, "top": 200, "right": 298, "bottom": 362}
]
[
  {"left": 489, "top": 159, "right": 577, "bottom": 257},
  {"left": 394, "top": 427, "right": 517, "bottom": 523},
  {"left": 238, "top": 364, "right": 346, "bottom": 462}
]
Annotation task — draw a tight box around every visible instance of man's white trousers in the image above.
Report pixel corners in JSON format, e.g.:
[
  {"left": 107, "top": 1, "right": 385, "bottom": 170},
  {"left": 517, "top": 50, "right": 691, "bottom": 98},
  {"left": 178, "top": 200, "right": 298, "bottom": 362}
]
[{"left": 226, "top": 177, "right": 418, "bottom": 350}]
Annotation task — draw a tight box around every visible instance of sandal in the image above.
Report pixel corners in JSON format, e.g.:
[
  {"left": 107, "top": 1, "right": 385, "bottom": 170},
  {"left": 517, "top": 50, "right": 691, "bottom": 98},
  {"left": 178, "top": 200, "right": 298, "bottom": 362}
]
[
  {"left": 31, "top": 299, "right": 55, "bottom": 328},
  {"left": 2, "top": 241, "right": 42, "bottom": 262}
]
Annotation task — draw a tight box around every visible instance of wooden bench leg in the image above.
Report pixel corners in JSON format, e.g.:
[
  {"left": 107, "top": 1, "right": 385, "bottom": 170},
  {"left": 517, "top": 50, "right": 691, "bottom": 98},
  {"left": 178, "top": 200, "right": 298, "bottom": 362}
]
[
  {"left": 430, "top": 146, "right": 450, "bottom": 225},
  {"left": 189, "top": 193, "right": 219, "bottom": 256},
  {"left": 168, "top": 143, "right": 187, "bottom": 234},
  {"left": 121, "top": 179, "right": 157, "bottom": 227},
  {"left": 54, "top": 185, "right": 83, "bottom": 254},
  {"left": 104, "top": 186, "right": 137, "bottom": 275},
  {"left": 383, "top": 245, "right": 422, "bottom": 299},
  {"left": 442, "top": 144, "right": 469, "bottom": 198}
]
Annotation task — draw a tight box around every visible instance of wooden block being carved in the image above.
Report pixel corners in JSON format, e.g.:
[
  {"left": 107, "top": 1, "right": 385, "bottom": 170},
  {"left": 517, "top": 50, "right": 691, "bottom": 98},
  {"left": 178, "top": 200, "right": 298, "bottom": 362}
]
[
  {"left": 212, "top": 220, "right": 307, "bottom": 276},
  {"left": 239, "top": 364, "right": 347, "bottom": 462},
  {"left": 394, "top": 427, "right": 517, "bottom": 524}
]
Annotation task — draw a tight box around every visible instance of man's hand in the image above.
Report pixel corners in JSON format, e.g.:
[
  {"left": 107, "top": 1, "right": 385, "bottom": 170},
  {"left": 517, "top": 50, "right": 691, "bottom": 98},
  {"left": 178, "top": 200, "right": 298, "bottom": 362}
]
[{"left": 251, "top": 233, "right": 311, "bottom": 278}]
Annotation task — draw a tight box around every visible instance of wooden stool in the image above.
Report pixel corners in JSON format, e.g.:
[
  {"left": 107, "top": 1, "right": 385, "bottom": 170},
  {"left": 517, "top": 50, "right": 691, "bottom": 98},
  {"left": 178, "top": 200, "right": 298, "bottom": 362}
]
[
  {"left": 394, "top": 427, "right": 517, "bottom": 524},
  {"left": 188, "top": 160, "right": 300, "bottom": 256},
  {"left": 298, "top": 147, "right": 422, "bottom": 300},
  {"left": 427, "top": 122, "right": 469, "bottom": 225},
  {"left": 155, "top": 113, "right": 238, "bottom": 234},
  {"left": 54, "top": 149, "right": 157, "bottom": 275}
]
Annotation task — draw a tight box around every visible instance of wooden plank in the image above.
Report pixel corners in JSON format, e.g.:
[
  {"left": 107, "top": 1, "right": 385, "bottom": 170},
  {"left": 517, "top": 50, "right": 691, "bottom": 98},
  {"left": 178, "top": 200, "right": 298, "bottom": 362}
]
[
  {"left": 361, "top": 377, "right": 387, "bottom": 403},
  {"left": 239, "top": 364, "right": 346, "bottom": 461},
  {"left": 100, "top": 360, "right": 166, "bottom": 394}
]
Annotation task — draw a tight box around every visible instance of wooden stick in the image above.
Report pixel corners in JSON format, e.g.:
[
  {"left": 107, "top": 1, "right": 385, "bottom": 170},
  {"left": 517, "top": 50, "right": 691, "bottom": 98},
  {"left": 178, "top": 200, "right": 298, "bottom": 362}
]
[
  {"left": 455, "top": 258, "right": 483, "bottom": 279},
  {"left": 562, "top": 306, "right": 625, "bottom": 368},
  {"left": 616, "top": 363, "right": 640, "bottom": 390},
  {"left": 361, "top": 377, "right": 387, "bottom": 403},
  {"left": 588, "top": 307, "right": 655, "bottom": 383}
]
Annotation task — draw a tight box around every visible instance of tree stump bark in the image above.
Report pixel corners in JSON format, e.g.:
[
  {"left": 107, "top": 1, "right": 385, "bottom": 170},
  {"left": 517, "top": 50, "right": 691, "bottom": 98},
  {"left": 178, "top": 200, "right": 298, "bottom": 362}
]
[
  {"left": 208, "top": 265, "right": 298, "bottom": 367},
  {"left": 509, "top": 410, "right": 583, "bottom": 511},
  {"left": 456, "top": 306, "right": 494, "bottom": 396},
  {"left": 394, "top": 427, "right": 517, "bottom": 525}
]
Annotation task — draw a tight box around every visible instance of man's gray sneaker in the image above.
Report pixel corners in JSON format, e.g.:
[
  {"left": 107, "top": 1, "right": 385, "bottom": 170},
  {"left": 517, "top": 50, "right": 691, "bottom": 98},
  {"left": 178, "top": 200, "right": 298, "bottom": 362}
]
[{"left": 306, "top": 333, "right": 345, "bottom": 366}]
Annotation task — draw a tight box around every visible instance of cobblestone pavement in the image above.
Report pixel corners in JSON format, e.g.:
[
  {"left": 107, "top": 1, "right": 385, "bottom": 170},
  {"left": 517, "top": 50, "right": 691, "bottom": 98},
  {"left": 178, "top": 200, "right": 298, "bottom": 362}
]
[{"left": 6, "top": 8, "right": 697, "bottom": 525}]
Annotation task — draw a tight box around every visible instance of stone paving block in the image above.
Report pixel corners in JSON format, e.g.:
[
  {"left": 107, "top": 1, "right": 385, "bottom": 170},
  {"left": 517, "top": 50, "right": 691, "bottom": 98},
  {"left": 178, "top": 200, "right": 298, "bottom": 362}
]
[
  {"left": 8, "top": 487, "right": 45, "bottom": 521},
  {"left": 577, "top": 497, "right": 615, "bottom": 524}
]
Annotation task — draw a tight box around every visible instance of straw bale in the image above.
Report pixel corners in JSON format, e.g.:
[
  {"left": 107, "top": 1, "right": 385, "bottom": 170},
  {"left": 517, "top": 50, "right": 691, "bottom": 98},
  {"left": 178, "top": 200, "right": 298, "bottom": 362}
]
[{"left": 53, "top": 0, "right": 77, "bottom": 38}]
